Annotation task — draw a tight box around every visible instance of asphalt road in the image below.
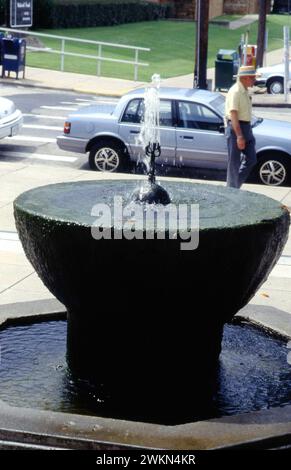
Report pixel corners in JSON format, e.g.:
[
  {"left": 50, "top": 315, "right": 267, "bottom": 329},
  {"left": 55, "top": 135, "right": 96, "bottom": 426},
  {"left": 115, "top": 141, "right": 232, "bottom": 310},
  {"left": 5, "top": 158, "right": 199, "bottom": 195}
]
[
  {"left": 1, "top": 83, "right": 290, "bottom": 182},
  {"left": 0, "top": 84, "right": 119, "bottom": 173}
]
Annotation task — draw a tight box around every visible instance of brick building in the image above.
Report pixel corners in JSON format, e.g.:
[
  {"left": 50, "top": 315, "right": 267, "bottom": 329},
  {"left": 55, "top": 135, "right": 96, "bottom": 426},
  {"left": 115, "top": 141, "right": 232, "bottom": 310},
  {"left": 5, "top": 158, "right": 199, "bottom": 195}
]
[{"left": 150, "top": 1, "right": 273, "bottom": 20}]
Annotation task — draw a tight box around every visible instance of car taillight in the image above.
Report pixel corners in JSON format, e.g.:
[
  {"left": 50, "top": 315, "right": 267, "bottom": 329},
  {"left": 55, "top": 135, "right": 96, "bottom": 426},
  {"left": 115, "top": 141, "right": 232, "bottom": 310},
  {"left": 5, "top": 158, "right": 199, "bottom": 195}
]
[{"left": 64, "top": 122, "right": 71, "bottom": 134}]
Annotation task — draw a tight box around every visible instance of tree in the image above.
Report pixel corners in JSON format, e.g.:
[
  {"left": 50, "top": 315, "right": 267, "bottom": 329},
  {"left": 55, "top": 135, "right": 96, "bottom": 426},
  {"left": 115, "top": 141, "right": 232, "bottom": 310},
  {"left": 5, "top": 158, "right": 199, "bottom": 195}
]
[
  {"left": 256, "top": 0, "right": 268, "bottom": 68},
  {"left": 194, "top": 0, "right": 210, "bottom": 89}
]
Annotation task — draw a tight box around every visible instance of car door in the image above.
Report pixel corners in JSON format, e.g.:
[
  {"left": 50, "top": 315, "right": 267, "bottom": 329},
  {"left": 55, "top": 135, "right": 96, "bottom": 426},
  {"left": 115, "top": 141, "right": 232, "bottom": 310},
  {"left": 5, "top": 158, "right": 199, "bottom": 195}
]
[
  {"left": 118, "top": 97, "right": 176, "bottom": 165},
  {"left": 175, "top": 100, "right": 228, "bottom": 169}
]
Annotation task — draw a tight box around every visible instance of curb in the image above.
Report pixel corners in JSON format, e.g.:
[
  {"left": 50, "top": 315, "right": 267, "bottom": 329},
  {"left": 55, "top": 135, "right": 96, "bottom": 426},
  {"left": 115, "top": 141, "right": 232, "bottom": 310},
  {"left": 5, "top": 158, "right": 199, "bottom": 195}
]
[
  {"left": 252, "top": 102, "right": 291, "bottom": 108},
  {"left": 0, "top": 298, "right": 65, "bottom": 328},
  {"left": 1, "top": 78, "right": 121, "bottom": 97},
  {"left": 3, "top": 76, "right": 291, "bottom": 105}
]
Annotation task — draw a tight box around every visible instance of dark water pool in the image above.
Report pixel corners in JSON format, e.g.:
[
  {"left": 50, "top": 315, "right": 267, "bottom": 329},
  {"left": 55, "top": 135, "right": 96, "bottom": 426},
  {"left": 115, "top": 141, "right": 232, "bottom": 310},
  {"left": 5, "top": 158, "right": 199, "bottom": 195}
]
[{"left": 0, "top": 320, "right": 291, "bottom": 424}]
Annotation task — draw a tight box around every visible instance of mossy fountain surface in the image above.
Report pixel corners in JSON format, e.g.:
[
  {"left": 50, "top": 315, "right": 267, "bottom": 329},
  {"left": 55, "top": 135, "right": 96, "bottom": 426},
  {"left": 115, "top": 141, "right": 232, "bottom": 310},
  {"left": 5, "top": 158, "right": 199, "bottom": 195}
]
[{"left": 14, "top": 179, "right": 289, "bottom": 422}]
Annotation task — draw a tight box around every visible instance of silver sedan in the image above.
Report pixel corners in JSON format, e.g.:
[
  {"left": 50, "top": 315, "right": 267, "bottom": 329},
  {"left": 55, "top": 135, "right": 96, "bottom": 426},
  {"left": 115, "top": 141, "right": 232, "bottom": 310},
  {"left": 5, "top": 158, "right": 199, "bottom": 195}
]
[{"left": 57, "top": 87, "right": 291, "bottom": 186}]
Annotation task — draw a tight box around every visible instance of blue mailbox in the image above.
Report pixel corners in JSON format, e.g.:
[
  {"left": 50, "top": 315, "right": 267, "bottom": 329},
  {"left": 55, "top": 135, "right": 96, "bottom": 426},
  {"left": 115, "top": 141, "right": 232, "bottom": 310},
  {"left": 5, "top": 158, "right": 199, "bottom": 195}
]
[{"left": 1, "top": 37, "right": 26, "bottom": 79}]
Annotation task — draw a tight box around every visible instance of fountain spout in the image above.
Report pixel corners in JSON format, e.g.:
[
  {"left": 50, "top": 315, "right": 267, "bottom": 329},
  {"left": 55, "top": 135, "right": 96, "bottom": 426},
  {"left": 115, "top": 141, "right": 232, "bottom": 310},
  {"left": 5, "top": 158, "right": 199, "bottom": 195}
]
[
  {"left": 132, "top": 74, "right": 171, "bottom": 205},
  {"left": 146, "top": 142, "right": 160, "bottom": 185},
  {"left": 133, "top": 141, "right": 171, "bottom": 205}
]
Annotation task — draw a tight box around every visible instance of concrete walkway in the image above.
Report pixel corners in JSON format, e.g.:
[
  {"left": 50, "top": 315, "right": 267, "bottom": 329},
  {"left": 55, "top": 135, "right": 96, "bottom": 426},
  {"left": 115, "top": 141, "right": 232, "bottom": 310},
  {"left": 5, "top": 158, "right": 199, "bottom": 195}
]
[{"left": 228, "top": 14, "right": 258, "bottom": 30}]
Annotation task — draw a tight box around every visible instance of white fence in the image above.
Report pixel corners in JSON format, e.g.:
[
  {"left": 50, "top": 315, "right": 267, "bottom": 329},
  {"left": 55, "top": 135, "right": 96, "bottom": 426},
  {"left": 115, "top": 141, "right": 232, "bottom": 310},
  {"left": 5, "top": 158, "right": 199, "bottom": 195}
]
[{"left": 0, "top": 27, "right": 150, "bottom": 81}]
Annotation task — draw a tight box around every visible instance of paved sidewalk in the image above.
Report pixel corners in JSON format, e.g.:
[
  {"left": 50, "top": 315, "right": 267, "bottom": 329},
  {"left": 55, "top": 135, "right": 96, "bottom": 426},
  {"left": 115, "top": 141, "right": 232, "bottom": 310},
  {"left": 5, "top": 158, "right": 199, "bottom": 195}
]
[{"left": 228, "top": 14, "right": 258, "bottom": 30}]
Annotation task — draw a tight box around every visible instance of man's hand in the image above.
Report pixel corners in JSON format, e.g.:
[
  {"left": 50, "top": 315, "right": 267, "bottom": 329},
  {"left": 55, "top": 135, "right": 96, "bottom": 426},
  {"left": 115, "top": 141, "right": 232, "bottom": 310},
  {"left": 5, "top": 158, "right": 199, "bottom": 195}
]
[
  {"left": 237, "top": 135, "right": 246, "bottom": 150},
  {"left": 229, "top": 110, "right": 246, "bottom": 150}
]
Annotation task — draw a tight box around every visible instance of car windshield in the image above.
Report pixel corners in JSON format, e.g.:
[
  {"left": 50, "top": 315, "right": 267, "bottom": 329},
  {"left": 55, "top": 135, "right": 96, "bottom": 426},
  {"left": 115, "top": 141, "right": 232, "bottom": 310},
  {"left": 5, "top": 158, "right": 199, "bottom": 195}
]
[{"left": 210, "top": 94, "right": 263, "bottom": 127}]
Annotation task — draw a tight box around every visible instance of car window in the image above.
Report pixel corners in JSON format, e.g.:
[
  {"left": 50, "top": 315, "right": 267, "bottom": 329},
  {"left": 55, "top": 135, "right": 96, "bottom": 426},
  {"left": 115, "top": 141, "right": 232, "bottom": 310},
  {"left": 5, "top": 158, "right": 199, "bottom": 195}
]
[
  {"left": 177, "top": 100, "right": 223, "bottom": 131},
  {"left": 159, "top": 100, "right": 172, "bottom": 126},
  {"left": 121, "top": 98, "right": 172, "bottom": 126},
  {"left": 121, "top": 98, "right": 142, "bottom": 123}
]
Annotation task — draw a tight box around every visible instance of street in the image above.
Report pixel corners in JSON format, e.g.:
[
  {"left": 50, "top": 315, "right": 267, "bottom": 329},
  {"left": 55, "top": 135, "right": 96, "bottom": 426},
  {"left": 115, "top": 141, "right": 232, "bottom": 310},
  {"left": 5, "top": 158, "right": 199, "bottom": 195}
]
[
  {"left": 0, "top": 84, "right": 119, "bottom": 172},
  {"left": 1, "top": 83, "right": 291, "bottom": 182}
]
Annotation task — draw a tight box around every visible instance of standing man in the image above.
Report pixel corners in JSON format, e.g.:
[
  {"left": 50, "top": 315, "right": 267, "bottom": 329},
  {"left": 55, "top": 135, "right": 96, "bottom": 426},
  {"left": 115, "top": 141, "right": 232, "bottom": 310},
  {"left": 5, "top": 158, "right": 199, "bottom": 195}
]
[{"left": 225, "top": 65, "right": 257, "bottom": 189}]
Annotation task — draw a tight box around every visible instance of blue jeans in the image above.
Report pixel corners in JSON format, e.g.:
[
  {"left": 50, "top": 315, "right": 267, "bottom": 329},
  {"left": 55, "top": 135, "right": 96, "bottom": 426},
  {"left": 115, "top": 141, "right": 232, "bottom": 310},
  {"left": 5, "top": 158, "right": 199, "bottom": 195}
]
[{"left": 226, "top": 122, "right": 257, "bottom": 189}]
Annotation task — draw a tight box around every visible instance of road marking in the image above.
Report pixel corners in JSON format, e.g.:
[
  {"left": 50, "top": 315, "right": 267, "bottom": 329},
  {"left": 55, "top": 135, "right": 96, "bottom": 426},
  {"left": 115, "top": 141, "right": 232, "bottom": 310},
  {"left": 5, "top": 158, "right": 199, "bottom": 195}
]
[
  {"left": 23, "top": 113, "right": 66, "bottom": 120},
  {"left": 40, "top": 105, "right": 78, "bottom": 111},
  {"left": 9, "top": 136, "right": 56, "bottom": 143},
  {"left": 98, "top": 99, "right": 118, "bottom": 104},
  {"left": 61, "top": 100, "right": 116, "bottom": 106},
  {"left": 60, "top": 101, "right": 92, "bottom": 106},
  {"left": 75, "top": 98, "right": 117, "bottom": 103},
  {"left": 23, "top": 124, "right": 63, "bottom": 131},
  {"left": 1, "top": 151, "right": 78, "bottom": 162}
]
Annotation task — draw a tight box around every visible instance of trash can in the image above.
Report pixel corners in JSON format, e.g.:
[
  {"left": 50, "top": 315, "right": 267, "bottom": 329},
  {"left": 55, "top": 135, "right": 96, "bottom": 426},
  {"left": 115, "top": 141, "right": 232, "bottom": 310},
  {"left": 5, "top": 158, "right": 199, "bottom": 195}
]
[
  {"left": 1, "top": 37, "right": 26, "bottom": 79},
  {"left": 215, "top": 49, "right": 239, "bottom": 92}
]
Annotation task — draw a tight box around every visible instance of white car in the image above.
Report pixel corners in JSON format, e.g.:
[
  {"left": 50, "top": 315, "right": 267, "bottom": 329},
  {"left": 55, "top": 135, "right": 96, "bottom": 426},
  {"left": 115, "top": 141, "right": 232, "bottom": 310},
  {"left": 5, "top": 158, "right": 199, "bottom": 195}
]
[
  {"left": 0, "top": 96, "right": 23, "bottom": 139},
  {"left": 255, "top": 60, "right": 291, "bottom": 94}
]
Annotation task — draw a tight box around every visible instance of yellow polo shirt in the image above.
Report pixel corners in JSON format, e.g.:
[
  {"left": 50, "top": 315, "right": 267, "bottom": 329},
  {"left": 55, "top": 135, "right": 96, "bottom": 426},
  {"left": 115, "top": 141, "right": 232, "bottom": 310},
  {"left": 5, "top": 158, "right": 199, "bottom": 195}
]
[{"left": 225, "top": 80, "right": 252, "bottom": 122}]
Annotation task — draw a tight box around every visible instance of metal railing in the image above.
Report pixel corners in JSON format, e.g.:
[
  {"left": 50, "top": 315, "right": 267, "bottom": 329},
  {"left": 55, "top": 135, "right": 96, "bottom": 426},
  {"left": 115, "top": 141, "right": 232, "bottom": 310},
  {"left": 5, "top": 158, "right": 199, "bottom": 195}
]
[{"left": 0, "top": 27, "right": 150, "bottom": 81}]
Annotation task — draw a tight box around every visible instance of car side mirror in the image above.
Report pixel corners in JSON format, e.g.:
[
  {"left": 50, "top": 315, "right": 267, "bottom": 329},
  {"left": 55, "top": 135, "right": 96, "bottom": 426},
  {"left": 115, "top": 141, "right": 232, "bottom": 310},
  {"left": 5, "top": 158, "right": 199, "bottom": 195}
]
[{"left": 219, "top": 124, "right": 225, "bottom": 134}]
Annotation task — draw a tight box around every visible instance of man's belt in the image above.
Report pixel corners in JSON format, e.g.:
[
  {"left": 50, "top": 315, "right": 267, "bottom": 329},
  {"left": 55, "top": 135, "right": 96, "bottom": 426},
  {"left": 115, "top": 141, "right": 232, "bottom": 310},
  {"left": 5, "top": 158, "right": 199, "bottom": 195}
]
[{"left": 227, "top": 120, "right": 250, "bottom": 124}]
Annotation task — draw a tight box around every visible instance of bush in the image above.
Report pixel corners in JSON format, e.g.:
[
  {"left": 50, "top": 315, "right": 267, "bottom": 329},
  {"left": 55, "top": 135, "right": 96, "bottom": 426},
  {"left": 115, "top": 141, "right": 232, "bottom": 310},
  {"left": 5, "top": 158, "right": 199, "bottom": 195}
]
[{"left": 33, "top": 0, "right": 173, "bottom": 29}]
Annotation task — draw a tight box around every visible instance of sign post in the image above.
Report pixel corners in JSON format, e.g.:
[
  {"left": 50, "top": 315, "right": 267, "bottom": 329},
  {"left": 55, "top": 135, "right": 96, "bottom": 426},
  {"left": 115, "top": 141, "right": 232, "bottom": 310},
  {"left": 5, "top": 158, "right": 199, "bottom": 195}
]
[
  {"left": 10, "top": 1, "right": 33, "bottom": 28},
  {"left": 283, "top": 25, "right": 290, "bottom": 102}
]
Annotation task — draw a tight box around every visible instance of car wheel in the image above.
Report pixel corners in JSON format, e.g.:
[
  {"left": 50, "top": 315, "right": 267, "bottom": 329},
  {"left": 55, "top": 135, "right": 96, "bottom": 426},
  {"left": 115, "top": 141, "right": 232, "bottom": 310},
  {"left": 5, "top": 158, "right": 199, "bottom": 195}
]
[
  {"left": 89, "top": 140, "right": 128, "bottom": 172},
  {"left": 267, "top": 77, "right": 284, "bottom": 94},
  {"left": 257, "top": 155, "right": 290, "bottom": 186}
]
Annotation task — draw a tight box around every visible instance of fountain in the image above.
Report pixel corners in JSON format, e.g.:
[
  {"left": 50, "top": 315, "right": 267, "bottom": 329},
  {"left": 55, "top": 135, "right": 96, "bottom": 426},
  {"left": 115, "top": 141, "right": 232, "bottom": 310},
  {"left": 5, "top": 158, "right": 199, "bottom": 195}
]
[
  {"left": 10, "top": 76, "right": 291, "bottom": 431},
  {"left": 132, "top": 74, "right": 171, "bottom": 205}
]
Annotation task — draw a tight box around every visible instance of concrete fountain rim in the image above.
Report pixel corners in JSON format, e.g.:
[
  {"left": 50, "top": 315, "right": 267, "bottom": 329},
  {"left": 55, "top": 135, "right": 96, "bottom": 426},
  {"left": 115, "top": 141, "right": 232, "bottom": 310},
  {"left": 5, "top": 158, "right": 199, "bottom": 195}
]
[{"left": 13, "top": 179, "right": 289, "bottom": 232}]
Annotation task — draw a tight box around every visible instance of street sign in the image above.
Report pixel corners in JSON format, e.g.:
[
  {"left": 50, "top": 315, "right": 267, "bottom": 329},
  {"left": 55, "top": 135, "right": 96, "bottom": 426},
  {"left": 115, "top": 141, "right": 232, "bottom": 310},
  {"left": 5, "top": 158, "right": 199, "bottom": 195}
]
[{"left": 10, "top": 1, "right": 33, "bottom": 28}]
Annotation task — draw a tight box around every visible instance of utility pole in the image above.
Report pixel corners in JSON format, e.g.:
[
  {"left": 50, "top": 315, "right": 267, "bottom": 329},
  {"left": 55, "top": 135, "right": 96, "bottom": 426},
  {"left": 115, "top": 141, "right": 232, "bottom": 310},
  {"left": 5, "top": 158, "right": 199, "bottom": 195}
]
[
  {"left": 193, "top": 0, "right": 210, "bottom": 89},
  {"left": 256, "top": 0, "right": 267, "bottom": 68}
]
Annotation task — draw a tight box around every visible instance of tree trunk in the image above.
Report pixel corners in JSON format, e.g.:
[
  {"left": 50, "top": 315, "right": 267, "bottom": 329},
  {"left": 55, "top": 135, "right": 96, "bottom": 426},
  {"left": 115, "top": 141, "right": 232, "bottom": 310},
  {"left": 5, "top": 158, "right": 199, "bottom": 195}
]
[{"left": 194, "top": 0, "right": 210, "bottom": 89}]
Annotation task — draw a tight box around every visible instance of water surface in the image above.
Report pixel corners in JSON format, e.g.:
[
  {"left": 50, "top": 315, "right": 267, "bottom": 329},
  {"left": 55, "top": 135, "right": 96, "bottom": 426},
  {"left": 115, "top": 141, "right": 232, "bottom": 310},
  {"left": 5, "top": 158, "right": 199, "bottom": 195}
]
[{"left": 0, "top": 320, "right": 290, "bottom": 424}]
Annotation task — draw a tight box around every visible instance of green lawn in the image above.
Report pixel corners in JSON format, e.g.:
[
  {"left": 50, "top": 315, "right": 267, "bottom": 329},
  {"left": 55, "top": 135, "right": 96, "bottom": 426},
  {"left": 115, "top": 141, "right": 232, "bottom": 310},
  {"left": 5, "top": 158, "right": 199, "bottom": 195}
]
[{"left": 26, "top": 15, "right": 291, "bottom": 81}]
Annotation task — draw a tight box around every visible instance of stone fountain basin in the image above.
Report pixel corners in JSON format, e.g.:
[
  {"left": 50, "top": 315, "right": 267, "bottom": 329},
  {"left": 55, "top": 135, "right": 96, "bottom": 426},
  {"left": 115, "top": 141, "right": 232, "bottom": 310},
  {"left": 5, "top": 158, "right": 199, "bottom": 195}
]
[{"left": 13, "top": 180, "right": 290, "bottom": 408}]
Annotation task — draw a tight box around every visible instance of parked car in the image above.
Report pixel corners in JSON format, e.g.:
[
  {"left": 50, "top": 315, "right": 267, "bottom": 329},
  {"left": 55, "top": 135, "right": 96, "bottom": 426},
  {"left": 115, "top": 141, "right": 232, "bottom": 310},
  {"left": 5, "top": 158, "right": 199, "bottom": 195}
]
[
  {"left": 57, "top": 87, "right": 291, "bottom": 186},
  {"left": 255, "top": 61, "right": 291, "bottom": 94},
  {"left": 0, "top": 96, "right": 23, "bottom": 140}
]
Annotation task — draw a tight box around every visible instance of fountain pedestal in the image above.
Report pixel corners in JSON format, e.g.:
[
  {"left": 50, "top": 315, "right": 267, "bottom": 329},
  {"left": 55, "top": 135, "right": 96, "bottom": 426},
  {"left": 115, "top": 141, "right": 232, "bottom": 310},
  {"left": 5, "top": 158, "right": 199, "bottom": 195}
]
[{"left": 14, "top": 180, "right": 289, "bottom": 421}]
